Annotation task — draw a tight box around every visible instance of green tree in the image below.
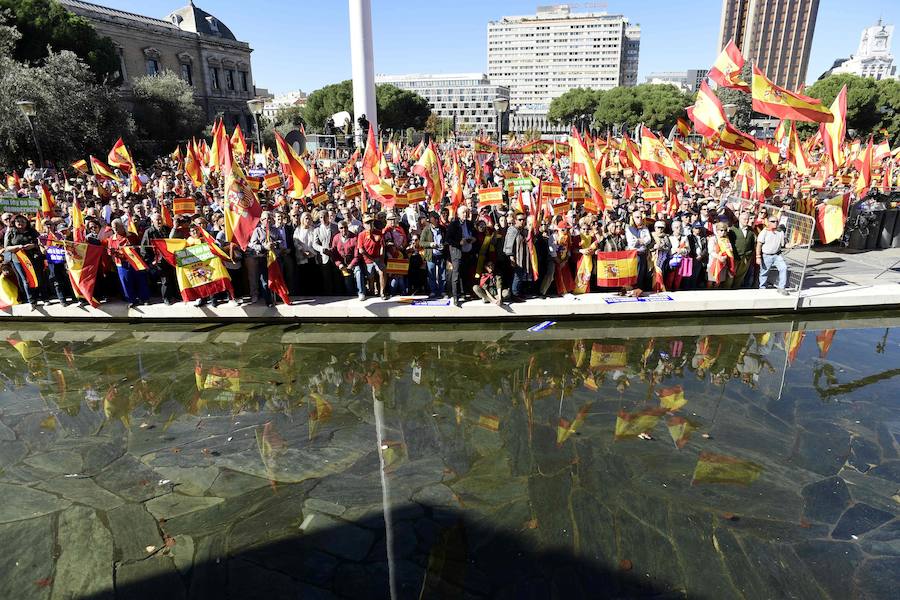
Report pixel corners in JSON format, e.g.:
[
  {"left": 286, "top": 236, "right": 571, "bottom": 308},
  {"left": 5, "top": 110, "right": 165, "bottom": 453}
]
[
  {"left": 274, "top": 105, "right": 306, "bottom": 129},
  {"left": 592, "top": 84, "right": 691, "bottom": 134},
  {"left": 131, "top": 71, "right": 204, "bottom": 157},
  {"left": 716, "top": 62, "right": 752, "bottom": 131},
  {"left": 302, "top": 80, "right": 431, "bottom": 131},
  {"left": 0, "top": 25, "right": 132, "bottom": 169},
  {"left": 799, "top": 74, "right": 881, "bottom": 138},
  {"left": 875, "top": 78, "right": 900, "bottom": 146},
  {"left": 424, "top": 114, "right": 454, "bottom": 138},
  {"left": 548, "top": 88, "right": 604, "bottom": 125},
  {"left": 0, "top": 0, "right": 121, "bottom": 83}
]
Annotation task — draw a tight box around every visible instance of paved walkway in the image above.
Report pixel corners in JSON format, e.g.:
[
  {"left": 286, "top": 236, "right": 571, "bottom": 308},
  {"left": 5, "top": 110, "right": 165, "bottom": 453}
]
[{"left": 2, "top": 247, "right": 899, "bottom": 322}]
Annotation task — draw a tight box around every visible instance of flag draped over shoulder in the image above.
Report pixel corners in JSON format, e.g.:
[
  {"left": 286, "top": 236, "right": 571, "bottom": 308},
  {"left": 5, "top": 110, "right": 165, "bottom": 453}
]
[
  {"left": 816, "top": 193, "right": 850, "bottom": 244},
  {"left": 751, "top": 66, "right": 833, "bottom": 123},
  {"left": 707, "top": 39, "right": 750, "bottom": 92},
  {"left": 151, "top": 240, "right": 233, "bottom": 301}
]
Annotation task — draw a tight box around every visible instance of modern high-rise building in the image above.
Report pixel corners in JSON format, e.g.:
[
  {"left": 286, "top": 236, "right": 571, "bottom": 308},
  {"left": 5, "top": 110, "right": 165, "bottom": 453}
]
[
  {"left": 823, "top": 20, "right": 897, "bottom": 80},
  {"left": 374, "top": 73, "right": 509, "bottom": 136},
  {"left": 487, "top": 4, "right": 640, "bottom": 133},
  {"left": 717, "top": 0, "right": 820, "bottom": 89}
]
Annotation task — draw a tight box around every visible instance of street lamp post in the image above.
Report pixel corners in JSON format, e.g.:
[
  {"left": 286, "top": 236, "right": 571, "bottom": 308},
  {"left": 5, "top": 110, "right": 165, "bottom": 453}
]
[
  {"left": 16, "top": 100, "right": 44, "bottom": 173},
  {"left": 492, "top": 96, "right": 509, "bottom": 154},
  {"left": 247, "top": 98, "right": 265, "bottom": 159}
]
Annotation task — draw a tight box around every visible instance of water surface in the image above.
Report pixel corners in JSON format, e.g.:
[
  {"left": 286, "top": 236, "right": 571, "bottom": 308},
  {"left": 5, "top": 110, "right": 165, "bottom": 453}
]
[{"left": 0, "top": 315, "right": 898, "bottom": 599}]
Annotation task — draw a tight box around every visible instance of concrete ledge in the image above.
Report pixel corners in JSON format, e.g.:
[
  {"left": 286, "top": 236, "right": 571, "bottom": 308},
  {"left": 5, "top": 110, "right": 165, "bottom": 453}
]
[{"left": 2, "top": 283, "right": 899, "bottom": 323}]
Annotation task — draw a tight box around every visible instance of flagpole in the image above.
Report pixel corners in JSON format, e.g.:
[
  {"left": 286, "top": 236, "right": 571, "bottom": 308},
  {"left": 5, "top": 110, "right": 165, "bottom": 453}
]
[
  {"left": 372, "top": 387, "right": 397, "bottom": 599},
  {"left": 777, "top": 321, "right": 793, "bottom": 401}
]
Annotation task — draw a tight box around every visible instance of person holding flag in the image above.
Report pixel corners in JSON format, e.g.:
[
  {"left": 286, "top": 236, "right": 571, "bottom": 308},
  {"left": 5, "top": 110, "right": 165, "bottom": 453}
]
[
  {"left": 106, "top": 218, "right": 150, "bottom": 307},
  {"left": 1, "top": 215, "right": 44, "bottom": 307}
]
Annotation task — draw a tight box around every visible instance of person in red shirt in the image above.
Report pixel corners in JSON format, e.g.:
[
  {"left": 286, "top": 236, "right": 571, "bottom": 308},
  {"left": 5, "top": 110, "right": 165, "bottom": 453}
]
[
  {"left": 356, "top": 214, "right": 387, "bottom": 300},
  {"left": 330, "top": 220, "right": 362, "bottom": 297},
  {"left": 106, "top": 218, "right": 149, "bottom": 307}
]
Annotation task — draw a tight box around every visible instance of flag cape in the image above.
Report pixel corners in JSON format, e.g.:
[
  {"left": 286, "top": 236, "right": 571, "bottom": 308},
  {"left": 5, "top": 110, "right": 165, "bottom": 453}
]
[
  {"left": 64, "top": 242, "right": 102, "bottom": 307},
  {"left": 707, "top": 39, "right": 750, "bottom": 92},
  {"left": 595, "top": 250, "right": 638, "bottom": 287},
  {"left": 14, "top": 250, "right": 39, "bottom": 288},
  {"left": 751, "top": 66, "right": 832, "bottom": 123},
  {"left": 172, "top": 243, "right": 233, "bottom": 301},
  {"left": 815, "top": 193, "right": 850, "bottom": 244}
]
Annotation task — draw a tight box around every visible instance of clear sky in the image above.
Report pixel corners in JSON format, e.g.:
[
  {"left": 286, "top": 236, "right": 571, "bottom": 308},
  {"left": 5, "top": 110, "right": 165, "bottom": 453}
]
[{"left": 96, "top": 0, "right": 898, "bottom": 94}]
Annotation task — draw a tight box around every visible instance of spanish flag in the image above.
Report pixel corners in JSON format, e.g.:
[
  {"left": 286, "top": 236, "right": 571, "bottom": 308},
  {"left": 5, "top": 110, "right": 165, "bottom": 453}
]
[
  {"left": 568, "top": 128, "right": 607, "bottom": 211},
  {"left": 64, "top": 241, "right": 102, "bottom": 307},
  {"left": 676, "top": 117, "right": 692, "bottom": 137},
  {"left": 170, "top": 145, "right": 183, "bottom": 164},
  {"left": 365, "top": 180, "right": 399, "bottom": 207},
  {"left": 7, "top": 337, "right": 44, "bottom": 362},
  {"left": 173, "top": 197, "right": 195, "bottom": 215},
  {"left": 556, "top": 404, "right": 591, "bottom": 446},
  {"left": 231, "top": 124, "right": 248, "bottom": 157},
  {"left": 666, "top": 416, "right": 696, "bottom": 449},
  {"left": 310, "top": 190, "right": 328, "bottom": 206},
  {"left": 39, "top": 183, "right": 56, "bottom": 215},
  {"left": 107, "top": 137, "right": 134, "bottom": 172},
  {"left": 641, "top": 186, "right": 665, "bottom": 202},
  {"left": 71, "top": 159, "right": 88, "bottom": 174},
  {"left": 590, "top": 343, "right": 627, "bottom": 370},
  {"left": 154, "top": 241, "right": 233, "bottom": 301},
  {"left": 595, "top": 250, "right": 638, "bottom": 287},
  {"left": 160, "top": 201, "right": 174, "bottom": 228},
  {"left": 196, "top": 227, "right": 232, "bottom": 262},
  {"left": 267, "top": 249, "right": 291, "bottom": 305},
  {"left": 120, "top": 246, "right": 148, "bottom": 271},
  {"left": 540, "top": 181, "right": 562, "bottom": 203},
  {"left": 821, "top": 85, "right": 847, "bottom": 169},
  {"left": 658, "top": 385, "right": 687, "bottom": 412},
  {"left": 407, "top": 187, "right": 426, "bottom": 204},
  {"left": 274, "top": 131, "right": 310, "bottom": 197},
  {"left": 386, "top": 258, "right": 409, "bottom": 275},
  {"left": 816, "top": 329, "right": 836, "bottom": 359},
  {"left": 477, "top": 414, "right": 500, "bottom": 432},
  {"left": 71, "top": 201, "right": 86, "bottom": 243},
  {"left": 477, "top": 187, "right": 503, "bottom": 206},
  {"left": 751, "top": 66, "right": 833, "bottom": 123},
  {"left": 263, "top": 173, "right": 282, "bottom": 190},
  {"left": 0, "top": 272, "right": 19, "bottom": 310},
  {"left": 855, "top": 137, "right": 874, "bottom": 197},
  {"left": 90, "top": 155, "right": 117, "bottom": 180},
  {"left": 639, "top": 126, "right": 685, "bottom": 182},
  {"left": 707, "top": 39, "right": 750, "bottom": 92},
  {"left": 411, "top": 142, "right": 445, "bottom": 207},
  {"left": 246, "top": 176, "right": 262, "bottom": 191},
  {"left": 14, "top": 250, "right": 39, "bottom": 288},
  {"left": 129, "top": 169, "right": 143, "bottom": 194},
  {"left": 614, "top": 409, "right": 665, "bottom": 439},
  {"left": 185, "top": 143, "right": 203, "bottom": 187},
  {"left": 691, "top": 451, "right": 763, "bottom": 486},
  {"left": 785, "top": 330, "right": 806, "bottom": 365},
  {"left": 815, "top": 193, "right": 850, "bottom": 244}
]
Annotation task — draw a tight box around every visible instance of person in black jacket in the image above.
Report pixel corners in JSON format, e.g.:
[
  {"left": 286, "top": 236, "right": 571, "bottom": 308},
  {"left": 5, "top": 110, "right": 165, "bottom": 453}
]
[
  {"left": 2, "top": 215, "right": 44, "bottom": 307},
  {"left": 140, "top": 212, "right": 177, "bottom": 304},
  {"left": 445, "top": 205, "right": 475, "bottom": 306}
]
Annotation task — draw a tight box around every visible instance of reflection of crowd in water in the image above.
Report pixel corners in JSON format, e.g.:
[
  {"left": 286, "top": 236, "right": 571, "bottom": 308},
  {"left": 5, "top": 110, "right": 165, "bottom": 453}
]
[{"left": 1, "top": 330, "right": 793, "bottom": 424}]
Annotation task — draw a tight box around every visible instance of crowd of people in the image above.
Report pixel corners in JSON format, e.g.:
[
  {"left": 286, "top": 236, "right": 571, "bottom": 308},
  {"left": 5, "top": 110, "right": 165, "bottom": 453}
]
[{"left": 0, "top": 133, "right": 880, "bottom": 311}]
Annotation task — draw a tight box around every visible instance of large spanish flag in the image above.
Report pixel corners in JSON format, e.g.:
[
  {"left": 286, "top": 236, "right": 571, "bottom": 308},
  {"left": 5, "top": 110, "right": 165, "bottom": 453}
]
[
  {"left": 639, "top": 126, "right": 685, "bottom": 181},
  {"left": 595, "top": 250, "right": 638, "bottom": 287},
  {"left": 816, "top": 193, "right": 850, "bottom": 244},
  {"left": 855, "top": 137, "right": 874, "bottom": 197},
  {"left": 64, "top": 242, "right": 102, "bottom": 307},
  {"left": 274, "top": 131, "right": 310, "bottom": 197},
  {"left": 751, "top": 66, "right": 833, "bottom": 123},
  {"left": 821, "top": 85, "right": 847, "bottom": 169},
  {"left": 707, "top": 39, "right": 750, "bottom": 92},
  {"left": 107, "top": 137, "right": 134, "bottom": 172},
  {"left": 687, "top": 82, "right": 757, "bottom": 152},
  {"left": 222, "top": 154, "right": 262, "bottom": 251},
  {"left": 172, "top": 242, "right": 233, "bottom": 301}
]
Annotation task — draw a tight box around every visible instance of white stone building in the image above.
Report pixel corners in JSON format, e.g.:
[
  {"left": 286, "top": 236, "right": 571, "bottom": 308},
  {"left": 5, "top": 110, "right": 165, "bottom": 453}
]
[
  {"left": 487, "top": 4, "right": 640, "bottom": 133},
  {"left": 828, "top": 20, "right": 897, "bottom": 80},
  {"left": 262, "top": 90, "right": 308, "bottom": 120}
]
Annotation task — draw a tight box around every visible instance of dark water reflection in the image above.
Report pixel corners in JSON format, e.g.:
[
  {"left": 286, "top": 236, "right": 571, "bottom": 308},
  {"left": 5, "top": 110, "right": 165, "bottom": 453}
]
[{"left": 0, "top": 315, "right": 898, "bottom": 599}]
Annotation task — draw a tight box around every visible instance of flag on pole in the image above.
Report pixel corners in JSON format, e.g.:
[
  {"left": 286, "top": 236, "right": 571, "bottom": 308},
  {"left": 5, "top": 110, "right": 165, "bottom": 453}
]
[
  {"left": 107, "top": 137, "right": 134, "bottom": 172},
  {"left": 90, "top": 155, "right": 117, "bottom": 179},
  {"left": 274, "top": 131, "right": 310, "bottom": 197},
  {"left": 64, "top": 242, "right": 102, "bottom": 307},
  {"left": 231, "top": 124, "right": 248, "bottom": 157},
  {"left": 751, "top": 66, "right": 833, "bottom": 123},
  {"left": 71, "top": 159, "right": 88, "bottom": 174},
  {"left": 477, "top": 187, "right": 503, "bottom": 206},
  {"left": 411, "top": 142, "right": 445, "bottom": 207},
  {"left": 568, "top": 128, "right": 607, "bottom": 210},
  {"left": 707, "top": 39, "right": 750, "bottom": 92},
  {"left": 821, "top": 85, "right": 847, "bottom": 169},
  {"left": 639, "top": 126, "right": 685, "bottom": 181}
]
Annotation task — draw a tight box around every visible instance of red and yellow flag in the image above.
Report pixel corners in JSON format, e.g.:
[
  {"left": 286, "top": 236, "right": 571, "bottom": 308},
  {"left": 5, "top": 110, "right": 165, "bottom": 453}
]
[
  {"left": 676, "top": 117, "right": 692, "bottom": 137},
  {"left": 821, "top": 85, "right": 847, "bottom": 169},
  {"left": 267, "top": 249, "right": 291, "bottom": 305},
  {"left": 752, "top": 66, "right": 833, "bottom": 123},
  {"left": 107, "top": 137, "right": 134, "bottom": 172},
  {"left": 160, "top": 202, "right": 174, "bottom": 228},
  {"left": 343, "top": 181, "right": 363, "bottom": 199},
  {"left": 173, "top": 197, "right": 195, "bottom": 215},
  {"left": 708, "top": 39, "right": 750, "bottom": 92},
  {"left": 411, "top": 142, "right": 445, "bottom": 207},
  {"left": 263, "top": 173, "right": 282, "bottom": 190},
  {"left": 687, "top": 82, "right": 757, "bottom": 152},
  {"left": 185, "top": 142, "right": 203, "bottom": 187},
  {"left": 222, "top": 153, "right": 262, "bottom": 251},
  {"left": 120, "top": 246, "right": 148, "bottom": 271},
  {"left": 816, "top": 329, "right": 836, "bottom": 359},
  {"left": 71, "top": 159, "right": 88, "bottom": 174},
  {"left": 386, "top": 258, "right": 410, "bottom": 275},
  {"left": 129, "top": 169, "right": 143, "bottom": 194},
  {"left": 556, "top": 404, "right": 591, "bottom": 446},
  {"left": 640, "top": 127, "right": 685, "bottom": 182},
  {"left": 90, "top": 155, "right": 116, "bottom": 179},
  {"left": 568, "top": 128, "right": 607, "bottom": 211},
  {"left": 815, "top": 193, "right": 850, "bottom": 244},
  {"left": 691, "top": 451, "right": 763, "bottom": 486},
  {"left": 64, "top": 241, "right": 102, "bottom": 307},
  {"left": 658, "top": 385, "right": 687, "bottom": 412},
  {"left": 231, "top": 124, "right": 248, "bottom": 157},
  {"left": 785, "top": 330, "right": 806, "bottom": 365},
  {"left": 274, "top": 131, "right": 310, "bottom": 197},
  {"left": 595, "top": 250, "right": 638, "bottom": 287},
  {"left": 407, "top": 187, "right": 426, "bottom": 204},
  {"left": 152, "top": 240, "right": 233, "bottom": 301},
  {"left": 477, "top": 187, "right": 503, "bottom": 206},
  {"left": 0, "top": 272, "right": 19, "bottom": 310},
  {"left": 14, "top": 250, "right": 39, "bottom": 288},
  {"left": 855, "top": 137, "right": 874, "bottom": 196}
]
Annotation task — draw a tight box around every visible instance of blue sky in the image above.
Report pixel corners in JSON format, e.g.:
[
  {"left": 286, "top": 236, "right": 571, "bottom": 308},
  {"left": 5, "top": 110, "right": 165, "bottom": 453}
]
[{"left": 99, "top": 0, "right": 898, "bottom": 94}]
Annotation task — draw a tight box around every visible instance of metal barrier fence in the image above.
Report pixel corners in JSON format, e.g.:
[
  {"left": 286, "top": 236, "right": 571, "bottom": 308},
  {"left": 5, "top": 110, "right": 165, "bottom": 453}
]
[{"left": 730, "top": 198, "right": 816, "bottom": 295}]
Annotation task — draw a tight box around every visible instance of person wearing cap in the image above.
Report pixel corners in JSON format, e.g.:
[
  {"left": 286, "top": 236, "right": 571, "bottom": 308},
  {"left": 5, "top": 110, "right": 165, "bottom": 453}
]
[
  {"left": 419, "top": 210, "right": 446, "bottom": 298},
  {"left": 356, "top": 213, "right": 388, "bottom": 300}
]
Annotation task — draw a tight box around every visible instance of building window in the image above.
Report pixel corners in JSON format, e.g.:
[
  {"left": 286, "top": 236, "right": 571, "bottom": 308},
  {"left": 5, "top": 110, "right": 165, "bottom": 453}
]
[
  {"left": 146, "top": 59, "right": 159, "bottom": 75},
  {"left": 181, "top": 63, "right": 193, "bottom": 86},
  {"left": 240, "top": 71, "right": 248, "bottom": 92},
  {"left": 210, "top": 67, "right": 220, "bottom": 90},
  {"left": 225, "top": 69, "right": 235, "bottom": 91}
]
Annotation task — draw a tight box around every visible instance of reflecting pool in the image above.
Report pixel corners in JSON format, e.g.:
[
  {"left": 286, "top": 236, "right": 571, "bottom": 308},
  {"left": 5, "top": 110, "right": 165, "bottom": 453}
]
[{"left": 0, "top": 315, "right": 898, "bottom": 599}]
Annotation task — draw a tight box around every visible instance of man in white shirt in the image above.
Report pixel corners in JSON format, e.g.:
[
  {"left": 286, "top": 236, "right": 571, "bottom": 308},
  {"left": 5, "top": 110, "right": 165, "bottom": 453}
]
[{"left": 756, "top": 215, "right": 788, "bottom": 294}]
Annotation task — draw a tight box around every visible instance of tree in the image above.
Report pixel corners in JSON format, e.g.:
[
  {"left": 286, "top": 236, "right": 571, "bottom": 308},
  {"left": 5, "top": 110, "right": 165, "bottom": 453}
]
[
  {"left": 716, "top": 62, "right": 752, "bottom": 131},
  {"left": 424, "top": 114, "right": 453, "bottom": 138},
  {"left": 274, "top": 105, "right": 306, "bottom": 129},
  {"left": 0, "top": 0, "right": 121, "bottom": 83},
  {"left": 875, "top": 78, "right": 900, "bottom": 146},
  {"left": 131, "top": 71, "right": 204, "bottom": 157},
  {"left": 0, "top": 25, "right": 133, "bottom": 170},
  {"left": 548, "top": 88, "right": 604, "bottom": 125},
  {"left": 799, "top": 74, "right": 881, "bottom": 138},
  {"left": 592, "top": 84, "right": 691, "bottom": 134},
  {"left": 302, "top": 80, "right": 430, "bottom": 131}
]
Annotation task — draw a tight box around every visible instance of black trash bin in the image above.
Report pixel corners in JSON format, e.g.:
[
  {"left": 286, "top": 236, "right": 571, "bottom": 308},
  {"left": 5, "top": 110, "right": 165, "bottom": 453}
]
[
  {"left": 893, "top": 209, "right": 900, "bottom": 248},
  {"left": 865, "top": 207, "right": 885, "bottom": 250},
  {"left": 847, "top": 202, "right": 870, "bottom": 250},
  {"left": 880, "top": 209, "right": 898, "bottom": 249}
]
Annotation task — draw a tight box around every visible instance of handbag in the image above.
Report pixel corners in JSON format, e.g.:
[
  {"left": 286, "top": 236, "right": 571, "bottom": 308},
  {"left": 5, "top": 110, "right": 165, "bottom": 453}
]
[{"left": 678, "top": 256, "right": 694, "bottom": 277}]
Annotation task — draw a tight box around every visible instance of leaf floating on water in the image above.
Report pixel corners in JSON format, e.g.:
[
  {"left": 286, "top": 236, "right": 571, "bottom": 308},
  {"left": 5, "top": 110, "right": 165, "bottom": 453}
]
[{"left": 618, "top": 559, "right": 633, "bottom": 572}]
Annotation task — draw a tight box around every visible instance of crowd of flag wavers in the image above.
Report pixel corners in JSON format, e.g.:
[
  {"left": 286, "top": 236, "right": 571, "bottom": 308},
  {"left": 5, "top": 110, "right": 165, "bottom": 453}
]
[{"left": 0, "top": 42, "right": 896, "bottom": 311}]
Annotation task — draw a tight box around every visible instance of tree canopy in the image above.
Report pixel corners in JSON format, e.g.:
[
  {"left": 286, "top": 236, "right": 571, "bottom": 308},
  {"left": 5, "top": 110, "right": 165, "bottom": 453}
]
[
  {"left": 0, "top": 0, "right": 121, "bottom": 83},
  {"left": 302, "top": 80, "right": 431, "bottom": 131},
  {"left": 799, "top": 74, "right": 884, "bottom": 139},
  {"left": 593, "top": 84, "right": 692, "bottom": 134},
  {"left": 131, "top": 71, "right": 204, "bottom": 158},
  {"left": 0, "top": 24, "right": 131, "bottom": 170},
  {"left": 547, "top": 88, "right": 604, "bottom": 125}
]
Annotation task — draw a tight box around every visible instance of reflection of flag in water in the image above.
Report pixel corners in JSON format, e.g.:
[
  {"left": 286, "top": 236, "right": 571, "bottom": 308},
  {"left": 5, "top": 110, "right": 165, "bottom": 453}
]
[
  {"left": 816, "top": 329, "right": 836, "bottom": 359},
  {"left": 591, "top": 343, "right": 627, "bottom": 370},
  {"left": 308, "top": 392, "right": 332, "bottom": 440},
  {"left": 785, "top": 330, "right": 806, "bottom": 365},
  {"left": 7, "top": 337, "right": 43, "bottom": 362},
  {"left": 256, "top": 421, "right": 286, "bottom": 490},
  {"left": 202, "top": 367, "right": 240, "bottom": 392},
  {"left": 103, "top": 384, "right": 132, "bottom": 427},
  {"left": 557, "top": 403, "right": 591, "bottom": 446},
  {"left": 691, "top": 451, "right": 763, "bottom": 486},
  {"left": 614, "top": 408, "right": 665, "bottom": 439},
  {"left": 666, "top": 416, "right": 696, "bottom": 449},
  {"left": 658, "top": 385, "right": 687, "bottom": 412},
  {"left": 478, "top": 414, "right": 500, "bottom": 432}
]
